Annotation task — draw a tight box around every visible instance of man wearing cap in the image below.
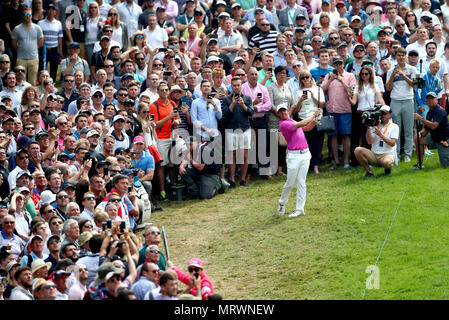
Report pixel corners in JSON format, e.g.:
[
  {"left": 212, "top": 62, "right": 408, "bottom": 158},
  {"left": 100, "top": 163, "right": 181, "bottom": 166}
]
[
  {"left": 244, "top": 0, "right": 274, "bottom": 25},
  {"left": 37, "top": 4, "right": 63, "bottom": 81},
  {"left": 230, "top": 3, "right": 251, "bottom": 47},
  {"left": 217, "top": 18, "right": 243, "bottom": 62},
  {"left": 175, "top": 0, "right": 195, "bottom": 33},
  {"left": 44, "top": 234, "right": 61, "bottom": 273},
  {"left": 169, "top": 257, "right": 213, "bottom": 300},
  {"left": 345, "top": 43, "right": 366, "bottom": 77},
  {"left": 322, "top": 57, "right": 357, "bottom": 169},
  {"left": 53, "top": 270, "right": 70, "bottom": 300},
  {"left": 130, "top": 135, "right": 155, "bottom": 197},
  {"left": 8, "top": 149, "right": 31, "bottom": 191},
  {"left": 362, "top": 6, "right": 384, "bottom": 41},
  {"left": 109, "top": 114, "right": 131, "bottom": 152},
  {"left": 336, "top": 41, "right": 355, "bottom": 67},
  {"left": 61, "top": 42, "right": 91, "bottom": 82},
  {"left": 276, "top": 104, "right": 321, "bottom": 218},
  {"left": 20, "top": 235, "right": 48, "bottom": 267},
  {"left": 414, "top": 92, "right": 449, "bottom": 168},
  {"left": 278, "top": 0, "right": 310, "bottom": 33},
  {"left": 355, "top": 105, "right": 399, "bottom": 177},
  {"left": 90, "top": 36, "right": 111, "bottom": 81}
]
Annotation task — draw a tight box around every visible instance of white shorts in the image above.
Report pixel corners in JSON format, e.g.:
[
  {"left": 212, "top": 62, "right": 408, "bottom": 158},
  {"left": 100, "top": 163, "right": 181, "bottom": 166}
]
[{"left": 225, "top": 129, "right": 252, "bottom": 152}]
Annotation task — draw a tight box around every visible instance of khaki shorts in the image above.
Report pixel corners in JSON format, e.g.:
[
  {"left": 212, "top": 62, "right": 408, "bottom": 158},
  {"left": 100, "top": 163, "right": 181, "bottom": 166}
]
[
  {"left": 365, "top": 151, "right": 395, "bottom": 169},
  {"left": 225, "top": 129, "right": 252, "bottom": 152},
  {"left": 156, "top": 138, "right": 174, "bottom": 167}
]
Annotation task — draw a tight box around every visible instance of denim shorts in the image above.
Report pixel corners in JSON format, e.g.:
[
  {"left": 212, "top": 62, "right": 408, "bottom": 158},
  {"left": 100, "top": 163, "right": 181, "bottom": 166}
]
[{"left": 327, "top": 112, "right": 352, "bottom": 136}]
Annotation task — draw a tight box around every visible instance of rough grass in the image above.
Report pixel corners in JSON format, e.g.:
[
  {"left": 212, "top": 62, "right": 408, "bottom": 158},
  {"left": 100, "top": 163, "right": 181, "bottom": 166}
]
[{"left": 151, "top": 153, "right": 449, "bottom": 300}]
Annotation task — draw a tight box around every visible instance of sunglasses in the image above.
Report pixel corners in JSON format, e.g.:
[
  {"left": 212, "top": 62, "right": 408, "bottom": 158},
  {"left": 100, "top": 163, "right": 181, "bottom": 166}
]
[
  {"left": 0, "top": 205, "right": 7, "bottom": 208},
  {"left": 149, "top": 249, "right": 160, "bottom": 253},
  {"left": 109, "top": 198, "right": 121, "bottom": 202},
  {"left": 261, "top": 24, "right": 270, "bottom": 26},
  {"left": 303, "top": 49, "right": 313, "bottom": 52},
  {"left": 397, "top": 23, "right": 405, "bottom": 27},
  {"left": 108, "top": 13, "right": 117, "bottom": 16},
  {"left": 49, "top": 240, "right": 60, "bottom": 245},
  {"left": 334, "top": 61, "right": 343, "bottom": 65},
  {"left": 153, "top": 64, "right": 163, "bottom": 67},
  {"left": 108, "top": 277, "right": 122, "bottom": 283},
  {"left": 354, "top": 49, "right": 364, "bottom": 53},
  {"left": 79, "top": 268, "right": 88, "bottom": 272},
  {"left": 19, "top": 156, "right": 29, "bottom": 160},
  {"left": 235, "top": 73, "right": 246, "bottom": 77},
  {"left": 43, "top": 285, "right": 57, "bottom": 290},
  {"left": 58, "top": 122, "right": 68, "bottom": 126},
  {"left": 118, "top": 93, "right": 128, "bottom": 97},
  {"left": 0, "top": 61, "right": 9, "bottom": 63},
  {"left": 150, "top": 269, "right": 160, "bottom": 273},
  {"left": 150, "top": 231, "right": 161, "bottom": 235},
  {"left": 312, "top": 40, "right": 322, "bottom": 43},
  {"left": 104, "top": 65, "right": 114, "bottom": 68},
  {"left": 136, "top": 35, "right": 144, "bottom": 39},
  {"left": 57, "top": 195, "right": 69, "bottom": 199},
  {"left": 84, "top": 196, "right": 95, "bottom": 201},
  {"left": 3, "top": 221, "right": 14, "bottom": 224},
  {"left": 93, "top": 95, "right": 103, "bottom": 98},
  {"left": 300, "top": 76, "right": 310, "bottom": 80},
  {"left": 361, "top": 72, "right": 370, "bottom": 76},
  {"left": 52, "top": 221, "right": 63, "bottom": 225},
  {"left": 25, "top": 127, "right": 34, "bottom": 130},
  {"left": 84, "top": 224, "right": 93, "bottom": 228},
  {"left": 329, "top": 37, "right": 338, "bottom": 40},
  {"left": 293, "top": 65, "right": 301, "bottom": 69},
  {"left": 159, "top": 88, "right": 169, "bottom": 92},
  {"left": 179, "top": 40, "right": 186, "bottom": 43},
  {"left": 24, "top": 13, "right": 32, "bottom": 17},
  {"left": 312, "top": 27, "right": 321, "bottom": 30},
  {"left": 15, "top": 69, "right": 25, "bottom": 73},
  {"left": 188, "top": 267, "right": 201, "bottom": 273}
]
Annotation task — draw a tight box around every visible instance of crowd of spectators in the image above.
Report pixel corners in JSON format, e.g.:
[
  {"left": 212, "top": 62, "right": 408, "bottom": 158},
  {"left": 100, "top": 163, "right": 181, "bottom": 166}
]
[{"left": 1, "top": 0, "right": 449, "bottom": 300}]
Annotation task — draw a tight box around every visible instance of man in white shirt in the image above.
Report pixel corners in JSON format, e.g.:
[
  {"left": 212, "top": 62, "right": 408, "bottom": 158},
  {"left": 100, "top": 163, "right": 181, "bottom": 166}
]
[
  {"left": 117, "top": 0, "right": 142, "bottom": 38},
  {"left": 354, "top": 105, "right": 399, "bottom": 178},
  {"left": 143, "top": 13, "right": 168, "bottom": 49}
]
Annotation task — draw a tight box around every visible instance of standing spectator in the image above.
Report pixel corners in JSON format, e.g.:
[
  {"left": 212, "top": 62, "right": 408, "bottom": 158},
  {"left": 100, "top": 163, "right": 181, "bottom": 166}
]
[
  {"left": 144, "top": 13, "right": 168, "bottom": 50},
  {"left": 154, "top": 0, "right": 178, "bottom": 26},
  {"left": 68, "top": 264, "right": 89, "bottom": 300},
  {"left": 38, "top": 4, "right": 63, "bottom": 82},
  {"left": 11, "top": 8, "right": 44, "bottom": 86},
  {"left": 107, "top": 8, "right": 130, "bottom": 50},
  {"left": 321, "top": 57, "right": 357, "bottom": 170},
  {"left": 65, "top": 0, "right": 87, "bottom": 59},
  {"left": 149, "top": 81, "right": 180, "bottom": 200},
  {"left": 248, "top": 19, "right": 280, "bottom": 54},
  {"left": 222, "top": 77, "right": 254, "bottom": 188},
  {"left": 385, "top": 47, "right": 417, "bottom": 163},
  {"left": 61, "top": 43, "right": 91, "bottom": 82},
  {"left": 278, "top": 0, "right": 310, "bottom": 33},
  {"left": 85, "top": 1, "right": 104, "bottom": 61},
  {"left": 217, "top": 18, "right": 243, "bottom": 63},
  {"left": 117, "top": 0, "right": 142, "bottom": 38}
]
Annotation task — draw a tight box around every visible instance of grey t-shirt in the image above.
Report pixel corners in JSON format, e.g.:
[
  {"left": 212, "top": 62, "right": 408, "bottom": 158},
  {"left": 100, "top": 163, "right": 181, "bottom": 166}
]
[{"left": 11, "top": 23, "right": 43, "bottom": 60}]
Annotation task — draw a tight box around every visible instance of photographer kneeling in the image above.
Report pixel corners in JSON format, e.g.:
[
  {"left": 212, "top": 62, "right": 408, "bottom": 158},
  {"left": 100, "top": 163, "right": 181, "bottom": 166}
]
[{"left": 354, "top": 105, "right": 399, "bottom": 178}]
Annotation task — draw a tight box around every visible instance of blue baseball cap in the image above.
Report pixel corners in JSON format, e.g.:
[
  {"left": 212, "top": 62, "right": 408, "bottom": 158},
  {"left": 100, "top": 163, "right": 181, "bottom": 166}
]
[{"left": 69, "top": 42, "right": 80, "bottom": 49}]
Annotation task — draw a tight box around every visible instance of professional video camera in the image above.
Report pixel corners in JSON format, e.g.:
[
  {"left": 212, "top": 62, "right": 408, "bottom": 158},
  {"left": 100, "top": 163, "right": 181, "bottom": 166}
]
[
  {"left": 361, "top": 104, "right": 383, "bottom": 126},
  {"left": 413, "top": 73, "right": 425, "bottom": 89}
]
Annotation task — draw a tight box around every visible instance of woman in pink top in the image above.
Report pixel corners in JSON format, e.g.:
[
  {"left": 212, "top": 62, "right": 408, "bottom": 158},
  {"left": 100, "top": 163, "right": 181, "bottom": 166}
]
[{"left": 277, "top": 104, "right": 321, "bottom": 219}]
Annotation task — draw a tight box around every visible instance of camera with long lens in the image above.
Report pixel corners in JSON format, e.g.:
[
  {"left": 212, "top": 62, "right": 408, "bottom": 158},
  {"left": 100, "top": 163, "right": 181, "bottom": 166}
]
[
  {"left": 413, "top": 73, "right": 425, "bottom": 89},
  {"left": 361, "top": 104, "right": 383, "bottom": 126}
]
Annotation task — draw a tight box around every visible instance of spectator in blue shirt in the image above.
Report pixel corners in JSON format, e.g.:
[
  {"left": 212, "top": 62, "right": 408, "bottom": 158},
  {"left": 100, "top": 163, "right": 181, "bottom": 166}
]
[{"left": 130, "top": 135, "right": 155, "bottom": 198}]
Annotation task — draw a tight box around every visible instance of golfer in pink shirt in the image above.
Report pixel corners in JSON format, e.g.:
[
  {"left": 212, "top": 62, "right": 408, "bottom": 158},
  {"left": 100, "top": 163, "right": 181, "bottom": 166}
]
[{"left": 277, "top": 104, "right": 321, "bottom": 218}]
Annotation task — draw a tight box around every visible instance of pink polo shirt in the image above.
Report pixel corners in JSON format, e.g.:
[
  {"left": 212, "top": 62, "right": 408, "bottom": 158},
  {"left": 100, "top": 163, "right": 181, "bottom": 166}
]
[
  {"left": 322, "top": 71, "right": 356, "bottom": 114},
  {"left": 279, "top": 119, "right": 309, "bottom": 151}
]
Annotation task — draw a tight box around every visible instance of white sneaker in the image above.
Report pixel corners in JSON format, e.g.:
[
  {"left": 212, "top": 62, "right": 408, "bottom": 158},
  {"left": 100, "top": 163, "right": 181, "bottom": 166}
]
[
  {"left": 221, "top": 178, "right": 230, "bottom": 188},
  {"left": 277, "top": 203, "right": 285, "bottom": 216},
  {"left": 404, "top": 156, "right": 411, "bottom": 163},
  {"left": 288, "top": 211, "right": 305, "bottom": 218}
]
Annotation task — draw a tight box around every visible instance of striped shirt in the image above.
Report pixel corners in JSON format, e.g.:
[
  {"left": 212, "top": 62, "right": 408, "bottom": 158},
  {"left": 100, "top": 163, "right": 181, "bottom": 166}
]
[
  {"left": 248, "top": 30, "right": 279, "bottom": 54},
  {"left": 38, "top": 18, "right": 63, "bottom": 49}
]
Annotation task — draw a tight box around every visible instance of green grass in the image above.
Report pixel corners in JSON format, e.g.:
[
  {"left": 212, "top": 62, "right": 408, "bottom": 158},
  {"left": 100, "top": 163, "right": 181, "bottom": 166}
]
[{"left": 150, "top": 153, "right": 449, "bottom": 300}]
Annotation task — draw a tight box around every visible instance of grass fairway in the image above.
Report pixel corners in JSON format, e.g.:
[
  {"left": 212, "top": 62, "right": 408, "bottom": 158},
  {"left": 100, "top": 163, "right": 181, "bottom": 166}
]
[{"left": 151, "top": 153, "right": 449, "bottom": 300}]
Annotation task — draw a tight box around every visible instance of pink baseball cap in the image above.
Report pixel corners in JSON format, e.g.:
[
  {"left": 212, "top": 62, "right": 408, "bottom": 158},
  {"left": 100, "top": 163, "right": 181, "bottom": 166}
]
[
  {"left": 132, "top": 136, "right": 145, "bottom": 144},
  {"left": 187, "top": 258, "right": 203, "bottom": 268}
]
